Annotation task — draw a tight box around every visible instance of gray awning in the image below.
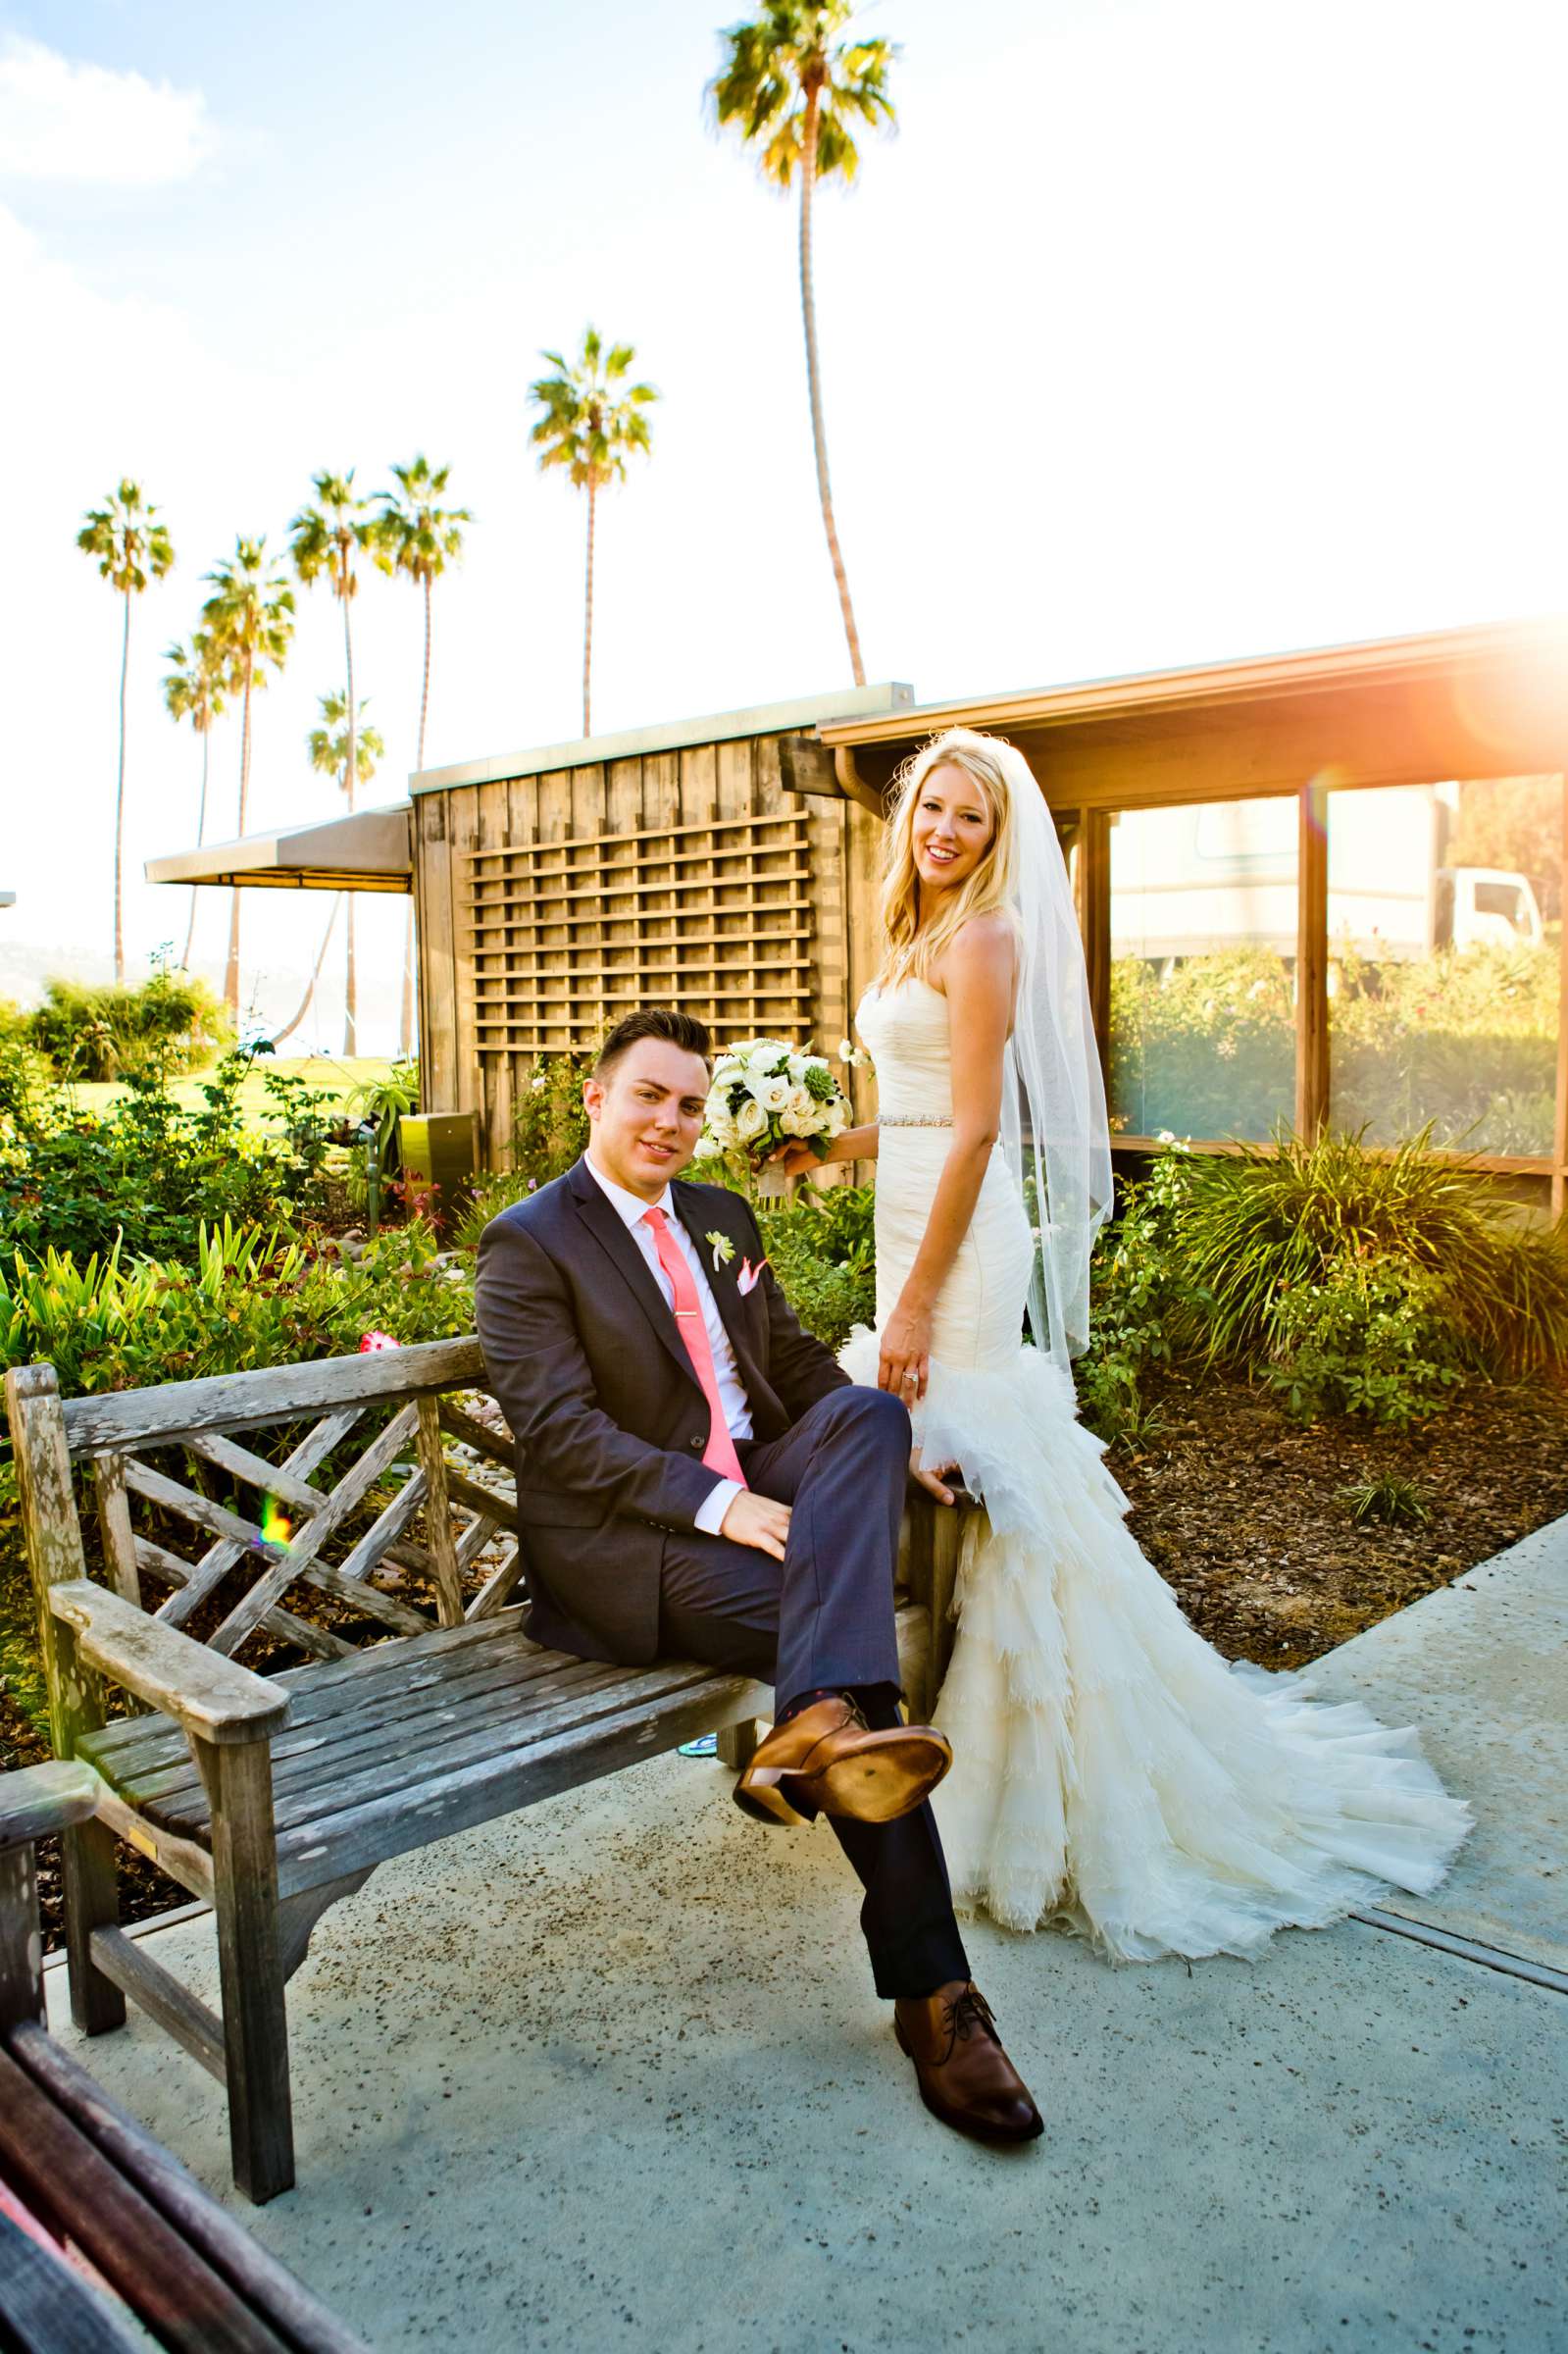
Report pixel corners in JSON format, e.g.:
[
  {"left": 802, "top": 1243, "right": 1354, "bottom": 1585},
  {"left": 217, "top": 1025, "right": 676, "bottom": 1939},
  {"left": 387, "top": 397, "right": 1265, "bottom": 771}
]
[{"left": 145, "top": 803, "right": 412, "bottom": 893}]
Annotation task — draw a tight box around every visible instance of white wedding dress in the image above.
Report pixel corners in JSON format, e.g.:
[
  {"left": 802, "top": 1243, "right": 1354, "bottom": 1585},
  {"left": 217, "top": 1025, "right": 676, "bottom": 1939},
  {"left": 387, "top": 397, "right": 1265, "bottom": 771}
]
[{"left": 837, "top": 978, "right": 1472, "bottom": 1961}]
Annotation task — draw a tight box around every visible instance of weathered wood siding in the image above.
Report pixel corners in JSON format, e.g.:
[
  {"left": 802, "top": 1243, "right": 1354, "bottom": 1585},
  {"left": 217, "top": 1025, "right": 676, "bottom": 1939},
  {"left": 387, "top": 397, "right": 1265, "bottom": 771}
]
[{"left": 415, "top": 731, "right": 856, "bottom": 1169}]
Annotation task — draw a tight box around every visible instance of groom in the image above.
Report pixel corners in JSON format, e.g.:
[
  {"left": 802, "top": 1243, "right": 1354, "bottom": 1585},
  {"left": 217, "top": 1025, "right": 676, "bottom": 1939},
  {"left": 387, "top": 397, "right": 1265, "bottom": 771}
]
[{"left": 475, "top": 1006, "right": 1041, "bottom": 2144}]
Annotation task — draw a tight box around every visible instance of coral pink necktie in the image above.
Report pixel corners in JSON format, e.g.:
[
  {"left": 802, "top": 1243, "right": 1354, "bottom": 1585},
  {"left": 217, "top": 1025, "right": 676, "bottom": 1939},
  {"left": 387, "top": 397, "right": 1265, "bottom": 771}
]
[{"left": 640, "top": 1206, "right": 747, "bottom": 1487}]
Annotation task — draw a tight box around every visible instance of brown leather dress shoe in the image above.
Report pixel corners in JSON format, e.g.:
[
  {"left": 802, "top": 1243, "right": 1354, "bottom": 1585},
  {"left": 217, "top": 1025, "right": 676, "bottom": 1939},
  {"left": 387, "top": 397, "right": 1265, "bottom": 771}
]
[
  {"left": 894, "top": 1981, "right": 1043, "bottom": 2145},
  {"left": 733, "top": 1695, "right": 952, "bottom": 1828}
]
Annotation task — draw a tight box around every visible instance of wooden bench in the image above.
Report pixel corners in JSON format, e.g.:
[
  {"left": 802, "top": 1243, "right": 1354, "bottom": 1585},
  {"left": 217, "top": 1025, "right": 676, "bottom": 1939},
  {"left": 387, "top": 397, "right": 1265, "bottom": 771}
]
[
  {"left": 5, "top": 1337, "right": 961, "bottom": 2206},
  {"left": 0, "top": 1760, "right": 372, "bottom": 2352}
]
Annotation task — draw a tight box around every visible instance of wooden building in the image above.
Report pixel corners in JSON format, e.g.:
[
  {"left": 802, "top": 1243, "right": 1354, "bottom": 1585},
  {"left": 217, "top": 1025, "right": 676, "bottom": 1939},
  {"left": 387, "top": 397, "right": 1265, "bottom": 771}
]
[{"left": 149, "top": 620, "right": 1568, "bottom": 1211}]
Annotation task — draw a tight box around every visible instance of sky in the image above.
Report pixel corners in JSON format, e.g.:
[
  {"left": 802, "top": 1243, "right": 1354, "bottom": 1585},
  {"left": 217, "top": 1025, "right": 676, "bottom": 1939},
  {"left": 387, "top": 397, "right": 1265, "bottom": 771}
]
[{"left": 4, "top": 0, "right": 1566, "bottom": 1052}]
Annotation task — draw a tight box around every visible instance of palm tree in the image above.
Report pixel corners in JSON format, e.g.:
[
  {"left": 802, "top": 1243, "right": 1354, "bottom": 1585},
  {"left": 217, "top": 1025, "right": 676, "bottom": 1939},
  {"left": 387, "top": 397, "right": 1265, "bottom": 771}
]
[
  {"left": 290, "top": 471, "right": 374, "bottom": 849},
  {"left": 200, "top": 537, "right": 295, "bottom": 1016},
  {"left": 162, "top": 629, "right": 228, "bottom": 970},
  {"left": 306, "top": 690, "right": 384, "bottom": 1054},
  {"left": 374, "top": 455, "right": 472, "bottom": 1054},
  {"left": 528, "top": 329, "right": 658, "bottom": 740},
  {"left": 709, "top": 4, "right": 896, "bottom": 685},
  {"left": 76, "top": 481, "right": 176, "bottom": 979}
]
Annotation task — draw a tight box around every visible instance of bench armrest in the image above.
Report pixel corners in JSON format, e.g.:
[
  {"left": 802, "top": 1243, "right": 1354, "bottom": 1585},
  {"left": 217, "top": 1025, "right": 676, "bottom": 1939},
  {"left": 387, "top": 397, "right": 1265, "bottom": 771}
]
[
  {"left": 49, "top": 1582, "right": 289, "bottom": 1748},
  {"left": 0, "top": 1761, "right": 101, "bottom": 1851}
]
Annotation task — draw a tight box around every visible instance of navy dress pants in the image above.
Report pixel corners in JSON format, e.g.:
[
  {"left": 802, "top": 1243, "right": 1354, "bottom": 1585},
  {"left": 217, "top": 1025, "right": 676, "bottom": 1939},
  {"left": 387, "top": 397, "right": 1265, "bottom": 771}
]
[{"left": 657, "top": 1385, "right": 970, "bottom": 2002}]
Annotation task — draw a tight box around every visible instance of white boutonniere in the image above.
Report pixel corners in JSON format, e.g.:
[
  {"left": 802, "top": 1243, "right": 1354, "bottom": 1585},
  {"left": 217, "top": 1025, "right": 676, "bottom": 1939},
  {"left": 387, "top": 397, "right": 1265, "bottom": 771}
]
[{"left": 705, "top": 1229, "right": 734, "bottom": 1273}]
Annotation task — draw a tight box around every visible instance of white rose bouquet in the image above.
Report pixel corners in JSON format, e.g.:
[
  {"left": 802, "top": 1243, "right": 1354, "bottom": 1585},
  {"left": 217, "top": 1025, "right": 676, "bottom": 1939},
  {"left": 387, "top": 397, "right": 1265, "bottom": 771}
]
[{"left": 693, "top": 1037, "right": 849, "bottom": 1196}]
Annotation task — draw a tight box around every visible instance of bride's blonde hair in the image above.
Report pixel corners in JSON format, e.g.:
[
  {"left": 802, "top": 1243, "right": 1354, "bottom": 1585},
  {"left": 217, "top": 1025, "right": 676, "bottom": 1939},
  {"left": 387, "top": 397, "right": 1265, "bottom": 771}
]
[{"left": 877, "top": 727, "right": 1023, "bottom": 985}]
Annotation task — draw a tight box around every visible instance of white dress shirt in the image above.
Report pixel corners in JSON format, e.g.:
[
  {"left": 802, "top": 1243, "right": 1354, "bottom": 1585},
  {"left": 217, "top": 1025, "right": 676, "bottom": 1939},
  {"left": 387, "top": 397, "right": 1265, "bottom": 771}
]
[{"left": 583, "top": 1152, "right": 749, "bottom": 1536}]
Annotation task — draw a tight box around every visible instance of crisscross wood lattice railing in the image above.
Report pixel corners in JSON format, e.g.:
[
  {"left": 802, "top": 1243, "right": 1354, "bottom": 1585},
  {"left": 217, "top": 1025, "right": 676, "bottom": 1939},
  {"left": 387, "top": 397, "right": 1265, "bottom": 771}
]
[{"left": 61, "top": 1338, "right": 522, "bottom": 1667}]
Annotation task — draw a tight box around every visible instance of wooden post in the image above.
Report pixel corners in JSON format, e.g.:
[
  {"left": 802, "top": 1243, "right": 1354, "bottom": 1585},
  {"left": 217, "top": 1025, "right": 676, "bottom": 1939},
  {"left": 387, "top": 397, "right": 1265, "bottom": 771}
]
[
  {"left": 196, "top": 1732, "right": 294, "bottom": 2204},
  {"left": 1543, "top": 777, "right": 1553, "bottom": 1224},
  {"left": 1295, "top": 777, "right": 1330, "bottom": 1141},
  {"left": 0, "top": 1766, "right": 108, "bottom": 2038},
  {"left": 2, "top": 1367, "right": 125, "bottom": 2034},
  {"left": 415, "top": 1395, "right": 467, "bottom": 1627},
  {"left": 1554, "top": 773, "right": 1568, "bottom": 1221},
  {"left": 1076, "top": 808, "right": 1113, "bottom": 1093}
]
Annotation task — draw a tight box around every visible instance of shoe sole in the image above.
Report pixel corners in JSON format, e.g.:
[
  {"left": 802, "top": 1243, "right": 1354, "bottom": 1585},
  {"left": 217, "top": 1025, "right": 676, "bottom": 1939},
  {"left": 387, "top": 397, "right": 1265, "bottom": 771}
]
[
  {"left": 893, "top": 2019, "right": 1045, "bottom": 2145},
  {"left": 733, "top": 1731, "right": 951, "bottom": 1828}
]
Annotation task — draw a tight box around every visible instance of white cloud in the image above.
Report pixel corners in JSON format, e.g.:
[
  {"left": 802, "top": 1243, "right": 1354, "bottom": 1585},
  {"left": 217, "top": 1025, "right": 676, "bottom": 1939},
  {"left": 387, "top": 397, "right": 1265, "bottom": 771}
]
[{"left": 0, "top": 35, "right": 214, "bottom": 184}]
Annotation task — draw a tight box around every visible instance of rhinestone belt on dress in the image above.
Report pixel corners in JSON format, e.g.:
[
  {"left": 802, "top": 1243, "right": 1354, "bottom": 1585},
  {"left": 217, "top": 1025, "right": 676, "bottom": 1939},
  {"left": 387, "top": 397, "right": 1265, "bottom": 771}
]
[{"left": 877, "top": 1113, "right": 953, "bottom": 1127}]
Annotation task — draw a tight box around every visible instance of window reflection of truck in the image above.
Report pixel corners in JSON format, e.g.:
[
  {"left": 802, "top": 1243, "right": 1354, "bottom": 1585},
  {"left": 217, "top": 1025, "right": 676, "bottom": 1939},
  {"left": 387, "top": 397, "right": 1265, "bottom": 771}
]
[{"left": 1109, "top": 784, "right": 1544, "bottom": 966}]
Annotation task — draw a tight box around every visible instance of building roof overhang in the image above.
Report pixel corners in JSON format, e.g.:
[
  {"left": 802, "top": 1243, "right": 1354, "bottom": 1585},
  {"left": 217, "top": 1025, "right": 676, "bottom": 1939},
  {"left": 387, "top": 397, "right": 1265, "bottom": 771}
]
[
  {"left": 145, "top": 804, "right": 413, "bottom": 893},
  {"left": 817, "top": 617, "right": 1568, "bottom": 809},
  {"left": 407, "top": 684, "right": 915, "bottom": 795}
]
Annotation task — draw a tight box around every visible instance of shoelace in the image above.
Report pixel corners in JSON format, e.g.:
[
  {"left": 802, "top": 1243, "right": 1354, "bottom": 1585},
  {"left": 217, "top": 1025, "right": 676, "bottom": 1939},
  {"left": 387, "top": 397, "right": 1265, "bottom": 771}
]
[{"left": 941, "top": 1986, "right": 997, "bottom": 2058}]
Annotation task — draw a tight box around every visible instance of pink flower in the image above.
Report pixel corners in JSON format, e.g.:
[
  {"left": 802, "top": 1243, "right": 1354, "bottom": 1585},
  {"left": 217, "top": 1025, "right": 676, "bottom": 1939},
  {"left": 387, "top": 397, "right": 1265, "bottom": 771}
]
[{"left": 359, "top": 1329, "right": 400, "bottom": 1354}]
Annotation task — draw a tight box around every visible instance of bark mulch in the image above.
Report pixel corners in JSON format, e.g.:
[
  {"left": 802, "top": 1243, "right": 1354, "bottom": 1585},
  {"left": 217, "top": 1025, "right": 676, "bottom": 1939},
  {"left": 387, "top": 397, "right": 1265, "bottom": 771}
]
[
  {"left": 6, "top": 1371, "right": 1567, "bottom": 1952},
  {"left": 1114, "top": 1367, "right": 1568, "bottom": 1671}
]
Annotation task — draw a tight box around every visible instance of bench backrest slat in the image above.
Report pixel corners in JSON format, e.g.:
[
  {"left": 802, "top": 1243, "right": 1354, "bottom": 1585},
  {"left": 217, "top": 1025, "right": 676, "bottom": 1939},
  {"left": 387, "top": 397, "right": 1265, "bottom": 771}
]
[{"left": 58, "top": 1336, "right": 487, "bottom": 1456}]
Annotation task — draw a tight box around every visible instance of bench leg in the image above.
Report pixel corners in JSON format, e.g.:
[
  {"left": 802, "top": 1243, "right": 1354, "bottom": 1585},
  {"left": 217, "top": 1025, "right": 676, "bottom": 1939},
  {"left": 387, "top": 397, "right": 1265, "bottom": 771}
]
[
  {"left": 199, "top": 1737, "right": 294, "bottom": 2204},
  {"left": 716, "top": 1718, "right": 761, "bottom": 1773},
  {"left": 63, "top": 1817, "right": 126, "bottom": 2037}
]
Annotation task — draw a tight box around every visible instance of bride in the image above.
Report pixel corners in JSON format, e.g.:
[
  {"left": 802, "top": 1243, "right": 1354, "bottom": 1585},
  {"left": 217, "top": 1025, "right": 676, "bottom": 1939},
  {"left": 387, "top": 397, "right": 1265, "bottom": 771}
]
[{"left": 775, "top": 726, "right": 1471, "bottom": 1960}]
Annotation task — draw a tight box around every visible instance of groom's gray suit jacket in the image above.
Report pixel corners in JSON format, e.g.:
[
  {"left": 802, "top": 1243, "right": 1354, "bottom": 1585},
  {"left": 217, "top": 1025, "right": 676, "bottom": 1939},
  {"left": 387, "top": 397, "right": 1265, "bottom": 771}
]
[{"left": 474, "top": 1155, "right": 849, "bottom": 1665}]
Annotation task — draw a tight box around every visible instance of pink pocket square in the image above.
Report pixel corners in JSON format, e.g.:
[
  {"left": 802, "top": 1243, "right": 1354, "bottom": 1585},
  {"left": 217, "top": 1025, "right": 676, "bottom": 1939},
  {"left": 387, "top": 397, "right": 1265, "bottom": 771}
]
[{"left": 737, "top": 1256, "right": 768, "bottom": 1297}]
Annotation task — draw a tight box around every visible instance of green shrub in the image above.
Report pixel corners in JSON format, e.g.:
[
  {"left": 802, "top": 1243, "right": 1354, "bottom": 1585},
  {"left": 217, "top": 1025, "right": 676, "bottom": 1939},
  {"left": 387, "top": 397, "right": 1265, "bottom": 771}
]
[
  {"left": 511, "top": 1053, "right": 592, "bottom": 1188},
  {"left": 452, "top": 1169, "right": 536, "bottom": 1256},
  {"left": 1341, "top": 1471, "right": 1432, "bottom": 1527},
  {"left": 0, "top": 1046, "right": 338, "bottom": 1265},
  {"left": 1109, "top": 939, "right": 1560, "bottom": 1159},
  {"left": 1262, "top": 1256, "right": 1464, "bottom": 1428},
  {"left": 0, "top": 1217, "right": 474, "bottom": 1400},
  {"left": 1078, "top": 1147, "right": 1201, "bottom": 1444},
  {"left": 1166, "top": 1126, "right": 1568, "bottom": 1381},
  {"left": 27, "top": 963, "right": 233, "bottom": 1081}
]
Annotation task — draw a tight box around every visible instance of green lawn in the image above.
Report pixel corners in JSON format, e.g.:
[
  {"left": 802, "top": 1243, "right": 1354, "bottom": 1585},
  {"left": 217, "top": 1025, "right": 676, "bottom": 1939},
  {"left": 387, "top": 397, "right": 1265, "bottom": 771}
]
[{"left": 67, "top": 1057, "right": 397, "bottom": 1134}]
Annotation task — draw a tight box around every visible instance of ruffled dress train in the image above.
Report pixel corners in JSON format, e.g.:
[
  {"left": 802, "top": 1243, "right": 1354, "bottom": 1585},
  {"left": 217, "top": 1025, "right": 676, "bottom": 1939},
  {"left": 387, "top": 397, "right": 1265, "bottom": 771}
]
[{"left": 839, "top": 979, "right": 1471, "bottom": 1962}]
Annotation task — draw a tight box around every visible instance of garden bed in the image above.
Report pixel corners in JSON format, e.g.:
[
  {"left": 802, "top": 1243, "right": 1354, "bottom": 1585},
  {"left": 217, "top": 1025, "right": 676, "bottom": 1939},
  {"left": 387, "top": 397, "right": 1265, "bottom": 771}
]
[
  {"left": 1116, "top": 1365, "right": 1568, "bottom": 1668},
  {"left": 8, "top": 1365, "right": 1567, "bottom": 1952}
]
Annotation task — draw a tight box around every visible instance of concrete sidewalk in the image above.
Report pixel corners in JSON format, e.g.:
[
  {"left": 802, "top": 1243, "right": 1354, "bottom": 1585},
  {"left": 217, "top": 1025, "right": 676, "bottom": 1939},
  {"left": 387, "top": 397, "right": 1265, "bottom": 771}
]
[{"left": 48, "top": 1523, "right": 1568, "bottom": 2354}]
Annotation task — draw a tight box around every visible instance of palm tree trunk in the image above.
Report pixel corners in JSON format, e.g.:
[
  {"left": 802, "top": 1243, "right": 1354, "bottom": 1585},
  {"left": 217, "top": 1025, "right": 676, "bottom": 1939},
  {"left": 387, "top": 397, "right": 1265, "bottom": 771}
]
[
  {"left": 271, "top": 896, "right": 342, "bottom": 1047},
  {"left": 798, "top": 88, "right": 865, "bottom": 687},
  {"left": 582, "top": 479, "right": 597, "bottom": 738},
  {"left": 225, "top": 660, "right": 253, "bottom": 1018},
  {"left": 180, "top": 720, "right": 211, "bottom": 969},
  {"left": 342, "top": 898, "right": 358, "bottom": 1056},
  {"left": 113, "top": 588, "right": 130, "bottom": 982},
  {"left": 343, "top": 595, "right": 358, "bottom": 1058},
  {"left": 418, "top": 576, "right": 432, "bottom": 770},
  {"left": 343, "top": 588, "right": 357, "bottom": 834}
]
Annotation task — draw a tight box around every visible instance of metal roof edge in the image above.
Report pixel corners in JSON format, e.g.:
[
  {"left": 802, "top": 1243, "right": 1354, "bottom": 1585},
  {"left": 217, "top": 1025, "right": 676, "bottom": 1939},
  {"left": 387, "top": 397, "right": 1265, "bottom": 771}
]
[
  {"left": 145, "top": 801, "right": 412, "bottom": 887},
  {"left": 815, "top": 618, "right": 1568, "bottom": 746}
]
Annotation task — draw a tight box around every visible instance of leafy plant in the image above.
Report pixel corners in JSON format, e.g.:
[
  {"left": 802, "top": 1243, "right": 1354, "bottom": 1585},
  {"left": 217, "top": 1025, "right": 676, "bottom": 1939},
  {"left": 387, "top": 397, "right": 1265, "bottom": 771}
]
[
  {"left": 1165, "top": 1126, "right": 1568, "bottom": 1379},
  {"left": 1341, "top": 1472, "right": 1432, "bottom": 1528},
  {"left": 0, "top": 1044, "right": 335, "bottom": 1265},
  {"left": 1078, "top": 1148, "right": 1198, "bottom": 1446},
  {"left": 1262, "top": 1256, "right": 1464, "bottom": 1429},
  {"left": 511, "top": 1053, "right": 593, "bottom": 1189},
  {"left": 753, "top": 1181, "right": 876, "bottom": 1350},
  {"left": 451, "top": 1169, "right": 536, "bottom": 1257}
]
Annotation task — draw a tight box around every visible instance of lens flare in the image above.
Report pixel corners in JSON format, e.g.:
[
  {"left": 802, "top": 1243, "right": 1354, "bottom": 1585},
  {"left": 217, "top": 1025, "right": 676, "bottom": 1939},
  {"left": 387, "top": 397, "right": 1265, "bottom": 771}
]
[{"left": 260, "top": 1496, "right": 292, "bottom": 1550}]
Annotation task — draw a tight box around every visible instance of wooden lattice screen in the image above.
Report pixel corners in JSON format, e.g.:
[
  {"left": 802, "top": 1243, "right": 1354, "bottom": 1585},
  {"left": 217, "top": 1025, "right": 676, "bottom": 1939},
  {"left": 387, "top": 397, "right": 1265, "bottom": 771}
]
[{"left": 466, "top": 809, "right": 816, "bottom": 1055}]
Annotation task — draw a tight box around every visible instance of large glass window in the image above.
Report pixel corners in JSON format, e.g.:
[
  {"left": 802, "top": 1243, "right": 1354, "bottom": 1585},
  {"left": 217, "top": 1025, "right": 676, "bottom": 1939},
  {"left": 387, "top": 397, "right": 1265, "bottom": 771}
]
[
  {"left": 1109, "top": 796, "right": 1297, "bottom": 1141},
  {"left": 1329, "top": 778, "right": 1561, "bottom": 1157}
]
